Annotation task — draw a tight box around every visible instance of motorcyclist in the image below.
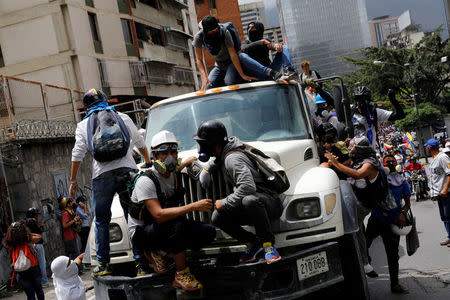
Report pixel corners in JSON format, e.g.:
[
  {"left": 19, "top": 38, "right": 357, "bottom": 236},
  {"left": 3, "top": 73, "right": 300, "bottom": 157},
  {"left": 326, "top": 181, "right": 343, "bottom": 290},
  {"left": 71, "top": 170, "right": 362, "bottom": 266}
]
[{"left": 404, "top": 155, "right": 429, "bottom": 200}]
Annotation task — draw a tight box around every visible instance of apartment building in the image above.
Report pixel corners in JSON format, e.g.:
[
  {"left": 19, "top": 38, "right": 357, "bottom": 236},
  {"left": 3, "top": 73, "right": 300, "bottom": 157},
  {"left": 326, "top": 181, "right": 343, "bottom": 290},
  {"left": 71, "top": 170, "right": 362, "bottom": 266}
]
[
  {"left": 239, "top": 1, "right": 267, "bottom": 39},
  {"left": 0, "top": 0, "right": 199, "bottom": 103},
  {"left": 368, "top": 15, "right": 400, "bottom": 47}
]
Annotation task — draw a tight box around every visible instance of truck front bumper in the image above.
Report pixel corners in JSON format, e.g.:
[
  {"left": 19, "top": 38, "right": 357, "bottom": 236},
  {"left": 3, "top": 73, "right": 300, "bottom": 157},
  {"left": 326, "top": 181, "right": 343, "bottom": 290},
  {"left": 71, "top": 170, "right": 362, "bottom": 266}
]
[{"left": 94, "top": 241, "right": 343, "bottom": 300}]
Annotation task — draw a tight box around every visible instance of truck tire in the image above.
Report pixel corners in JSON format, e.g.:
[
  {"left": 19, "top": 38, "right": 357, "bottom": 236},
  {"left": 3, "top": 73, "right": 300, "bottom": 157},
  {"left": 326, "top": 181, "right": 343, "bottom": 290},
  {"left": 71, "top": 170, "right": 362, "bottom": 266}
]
[{"left": 338, "top": 233, "right": 370, "bottom": 300}]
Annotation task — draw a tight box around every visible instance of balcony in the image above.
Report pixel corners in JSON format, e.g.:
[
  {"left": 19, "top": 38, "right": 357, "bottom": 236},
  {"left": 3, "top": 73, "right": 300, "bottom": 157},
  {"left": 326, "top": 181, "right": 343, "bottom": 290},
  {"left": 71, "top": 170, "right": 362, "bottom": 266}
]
[{"left": 139, "top": 40, "right": 189, "bottom": 67}]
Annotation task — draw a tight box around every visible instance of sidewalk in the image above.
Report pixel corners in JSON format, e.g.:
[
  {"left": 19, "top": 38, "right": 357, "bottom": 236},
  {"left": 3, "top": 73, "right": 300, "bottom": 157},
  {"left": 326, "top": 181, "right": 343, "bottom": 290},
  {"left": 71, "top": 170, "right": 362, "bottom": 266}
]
[{"left": 3, "top": 272, "right": 94, "bottom": 300}]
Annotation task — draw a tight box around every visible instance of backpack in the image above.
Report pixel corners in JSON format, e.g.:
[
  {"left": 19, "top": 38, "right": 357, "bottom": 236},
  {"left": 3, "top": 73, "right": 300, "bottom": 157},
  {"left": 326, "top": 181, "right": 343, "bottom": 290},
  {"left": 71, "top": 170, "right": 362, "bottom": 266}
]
[
  {"left": 87, "top": 110, "right": 130, "bottom": 162},
  {"left": 65, "top": 209, "right": 82, "bottom": 233},
  {"left": 220, "top": 22, "right": 241, "bottom": 53},
  {"left": 226, "top": 144, "right": 290, "bottom": 194}
]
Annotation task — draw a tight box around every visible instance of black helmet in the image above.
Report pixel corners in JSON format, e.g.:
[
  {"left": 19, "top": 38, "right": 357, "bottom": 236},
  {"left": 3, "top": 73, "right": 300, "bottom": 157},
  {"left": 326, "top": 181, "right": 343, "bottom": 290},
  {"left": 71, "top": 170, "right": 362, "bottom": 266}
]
[
  {"left": 317, "top": 122, "right": 337, "bottom": 143},
  {"left": 193, "top": 120, "right": 228, "bottom": 144},
  {"left": 83, "top": 88, "right": 108, "bottom": 108},
  {"left": 26, "top": 207, "right": 38, "bottom": 218},
  {"left": 353, "top": 86, "right": 371, "bottom": 100}
]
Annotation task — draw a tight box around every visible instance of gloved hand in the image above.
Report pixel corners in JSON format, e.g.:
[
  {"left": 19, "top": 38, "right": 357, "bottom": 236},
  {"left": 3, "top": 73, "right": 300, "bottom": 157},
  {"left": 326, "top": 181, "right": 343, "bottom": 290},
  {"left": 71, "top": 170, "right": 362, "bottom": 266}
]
[
  {"left": 142, "top": 161, "right": 153, "bottom": 169},
  {"left": 305, "top": 78, "right": 318, "bottom": 88},
  {"left": 199, "top": 168, "right": 211, "bottom": 190}
]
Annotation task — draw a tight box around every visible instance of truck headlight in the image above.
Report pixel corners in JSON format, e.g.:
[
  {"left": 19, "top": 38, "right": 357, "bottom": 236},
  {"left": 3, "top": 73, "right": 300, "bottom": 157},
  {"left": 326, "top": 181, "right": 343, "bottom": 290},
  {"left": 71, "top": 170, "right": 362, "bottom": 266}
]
[
  {"left": 324, "top": 193, "right": 337, "bottom": 215},
  {"left": 109, "top": 223, "right": 122, "bottom": 242},
  {"left": 287, "top": 198, "right": 321, "bottom": 220}
]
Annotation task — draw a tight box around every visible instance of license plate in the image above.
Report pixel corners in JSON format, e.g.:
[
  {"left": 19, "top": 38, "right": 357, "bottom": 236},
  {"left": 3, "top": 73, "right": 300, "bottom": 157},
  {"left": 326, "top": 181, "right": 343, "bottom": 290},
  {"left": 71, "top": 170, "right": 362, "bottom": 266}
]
[{"left": 296, "top": 251, "right": 329, "bottom": 280}]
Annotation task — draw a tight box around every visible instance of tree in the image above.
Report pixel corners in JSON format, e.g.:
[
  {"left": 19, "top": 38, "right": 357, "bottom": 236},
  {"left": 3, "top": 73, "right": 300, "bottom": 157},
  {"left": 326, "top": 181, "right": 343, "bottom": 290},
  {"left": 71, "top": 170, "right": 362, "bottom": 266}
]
[{"left": 395, "top": 102, "right": 444, "bottom": 131}]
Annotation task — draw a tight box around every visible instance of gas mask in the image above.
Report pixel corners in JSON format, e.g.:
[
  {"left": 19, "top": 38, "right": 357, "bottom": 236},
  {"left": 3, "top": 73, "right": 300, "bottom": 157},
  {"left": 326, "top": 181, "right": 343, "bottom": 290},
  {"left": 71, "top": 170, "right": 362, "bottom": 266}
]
[
  {"left": 385, "top": 161, "right": 397, "bottom": 173},
  {"left": 197, "top": 141, "right": 216, "bottom": 163},
  {"left": 315, "top": 103, "right": 328, "bottom": 117},
  {"left": 248, "top": 29, "right": 261, "bottom": 42},
  {"left": 154, "top": 155, "right": 182, "bottom": 174}
]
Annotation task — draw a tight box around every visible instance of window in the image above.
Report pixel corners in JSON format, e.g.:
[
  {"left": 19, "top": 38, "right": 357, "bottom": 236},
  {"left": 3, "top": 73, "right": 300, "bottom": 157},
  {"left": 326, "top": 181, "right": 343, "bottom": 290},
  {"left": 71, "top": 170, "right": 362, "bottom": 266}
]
[
  {"left": 117, "top": 0, "right": 129, "bottom": 14},
  {"left": 88, "top": 13, "right": 103, "bottom": 53},
  {"left": 141, "top": 0, "right": 159, "bottom": 9},
  {"left": 195, "top": 0, "right": 204, "bottom": 4},
  {"left": 208, "top": 0, "right": 216, "bottom": 9},
  {"left": 121, "top": 19, "right": 133, "bottom": 44},
  {"left": 85, "top": 0, "right": 94, "bottom": 7},
  {"left": 177, "top": 19, "right": 184, "bottom": 29},
  {"left": 136, "top": 23, "right": 165, "bottom": 46},
  {"left": 0, "top": 47, "right": 4, "bottom": 68}
]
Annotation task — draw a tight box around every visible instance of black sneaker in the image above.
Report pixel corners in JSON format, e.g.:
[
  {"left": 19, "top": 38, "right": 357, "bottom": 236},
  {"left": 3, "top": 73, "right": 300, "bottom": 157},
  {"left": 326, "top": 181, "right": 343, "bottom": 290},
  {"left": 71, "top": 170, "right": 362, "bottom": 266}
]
[
  {"left": 269, "top": 70, "right": 282, "bottom": 81},
  {"left": 92, "top": 263, "right": 112, "bottom": 277},
  {"left": 281, "top": 66, "right": 299, "bottom": 81},
  {"left": 136, "top": 263, "right": 149, "bottom": 277}
]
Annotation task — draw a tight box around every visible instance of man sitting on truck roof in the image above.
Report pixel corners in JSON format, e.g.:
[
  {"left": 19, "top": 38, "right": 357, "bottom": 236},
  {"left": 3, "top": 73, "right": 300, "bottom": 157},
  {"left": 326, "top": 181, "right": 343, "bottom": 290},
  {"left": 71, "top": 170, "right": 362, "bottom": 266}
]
[
  {"left": 127, "top": 130, "right": 215, "bottom": 291},
  {"left": 193, "top": 15, "right": 283, "bottom": 90},
  {"left": 194, "top": 120, "right": 283, "bottom": 264},
  {"left": 241, "top": 21, "right": 297, "bottom": 81}
]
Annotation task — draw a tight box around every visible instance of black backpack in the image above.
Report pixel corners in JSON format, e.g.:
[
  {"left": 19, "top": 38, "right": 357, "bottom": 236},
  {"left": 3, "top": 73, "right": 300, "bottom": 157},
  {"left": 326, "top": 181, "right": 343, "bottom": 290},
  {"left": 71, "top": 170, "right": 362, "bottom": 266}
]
[
  {"left": 220, "top": 22, "right": 241, "bottom": 53},
  {"left": 87, "top": 110, "right": 130, "bottom": 162}
]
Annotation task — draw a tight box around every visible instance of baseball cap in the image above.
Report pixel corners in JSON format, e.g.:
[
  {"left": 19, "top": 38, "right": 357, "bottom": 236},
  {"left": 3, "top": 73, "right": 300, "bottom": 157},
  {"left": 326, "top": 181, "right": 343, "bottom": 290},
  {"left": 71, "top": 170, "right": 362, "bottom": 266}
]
[
  {"left": 443, "top": 147, "right": 450, "bottom": 153},
  {"left": 201, "top": 15, "right": 219, "bottom": 33},
  {"left": 424, "top": 139, "right": 439, "bottom": 148}
]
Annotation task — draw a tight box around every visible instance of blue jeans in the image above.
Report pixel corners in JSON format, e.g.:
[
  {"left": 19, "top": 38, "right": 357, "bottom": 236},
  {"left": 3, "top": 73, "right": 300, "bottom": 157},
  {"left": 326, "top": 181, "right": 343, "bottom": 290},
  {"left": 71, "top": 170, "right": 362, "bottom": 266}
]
[
  {"left": 437, "top": 194, "right": 450, "bottom": 238},
  {"left": 269, "top": 45, "right": 292, "bottom": 72},
  {"left": 34, "top": 244, "right": 48, "bottom": 284},
  {"left": 208, "top": 53, "right": 271, "bottom": 88},
  {"left": 92, "top": 167, "right": 135, "bottom": 265},
  {"left": 18, "top": 266, "right": 44, "bottom": 300}
]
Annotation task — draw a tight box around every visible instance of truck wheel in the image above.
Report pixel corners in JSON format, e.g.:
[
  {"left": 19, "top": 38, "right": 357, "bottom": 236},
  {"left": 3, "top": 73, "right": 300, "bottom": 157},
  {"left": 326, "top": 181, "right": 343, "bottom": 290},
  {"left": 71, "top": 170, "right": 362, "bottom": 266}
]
[{"left": 338, "top": 233, "right": 370, "bottom": 300}]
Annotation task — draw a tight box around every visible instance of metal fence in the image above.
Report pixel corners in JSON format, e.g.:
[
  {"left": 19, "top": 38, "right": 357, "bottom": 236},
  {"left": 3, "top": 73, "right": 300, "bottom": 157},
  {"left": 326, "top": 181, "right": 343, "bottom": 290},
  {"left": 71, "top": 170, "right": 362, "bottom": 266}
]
[{"left": 0, "top": 75, "right": 83, "bottom": 142}]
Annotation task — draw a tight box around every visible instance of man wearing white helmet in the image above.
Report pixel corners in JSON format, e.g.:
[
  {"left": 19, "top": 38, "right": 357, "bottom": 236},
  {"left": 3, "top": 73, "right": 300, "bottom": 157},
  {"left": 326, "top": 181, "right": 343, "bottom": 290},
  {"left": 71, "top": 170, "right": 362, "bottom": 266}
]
[{"left": 127, "top": 130, "right": 215, "bottom": 291}]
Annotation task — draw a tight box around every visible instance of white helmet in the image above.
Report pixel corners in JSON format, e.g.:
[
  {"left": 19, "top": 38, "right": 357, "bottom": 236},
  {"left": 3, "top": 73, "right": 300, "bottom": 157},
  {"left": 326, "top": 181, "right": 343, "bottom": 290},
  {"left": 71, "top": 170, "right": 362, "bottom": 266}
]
[
  {"left": 390, "top": 223, "right": 412, "bottom": 236},
  {"left": 151, "top": 130, "right": 179, "bottom": 149}
]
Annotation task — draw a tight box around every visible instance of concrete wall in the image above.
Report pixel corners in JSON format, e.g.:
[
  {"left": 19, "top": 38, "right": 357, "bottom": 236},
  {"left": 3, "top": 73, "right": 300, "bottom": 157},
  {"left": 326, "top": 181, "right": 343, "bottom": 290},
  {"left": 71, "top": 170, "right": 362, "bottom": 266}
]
[
  {"left": 0, "top": 0, "right": 49, "bottom": 14},
  {"left": 2, "top": 138, "right": 93, "bottom": 283}
]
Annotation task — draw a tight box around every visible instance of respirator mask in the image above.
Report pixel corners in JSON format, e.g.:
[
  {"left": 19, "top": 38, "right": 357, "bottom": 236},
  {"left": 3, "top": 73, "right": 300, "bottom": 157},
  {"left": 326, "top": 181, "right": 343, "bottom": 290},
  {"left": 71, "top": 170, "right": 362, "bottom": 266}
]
[
  {"left": 197, "top": 141, "right": 217, "bottom": 163},
  {"left": 153, "top": 144, "right": 182, "bottom": 174},
  {"left": 385, "top": 160, "right": 397, "bottom": 173}
]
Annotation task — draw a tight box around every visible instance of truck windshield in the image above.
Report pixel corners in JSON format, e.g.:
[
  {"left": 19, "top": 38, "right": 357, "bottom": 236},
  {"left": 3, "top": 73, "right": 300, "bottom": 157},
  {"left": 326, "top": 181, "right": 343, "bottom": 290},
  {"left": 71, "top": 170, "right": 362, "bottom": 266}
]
[{"left": 146, "top": 85, "right": 310, "bottom": 150}]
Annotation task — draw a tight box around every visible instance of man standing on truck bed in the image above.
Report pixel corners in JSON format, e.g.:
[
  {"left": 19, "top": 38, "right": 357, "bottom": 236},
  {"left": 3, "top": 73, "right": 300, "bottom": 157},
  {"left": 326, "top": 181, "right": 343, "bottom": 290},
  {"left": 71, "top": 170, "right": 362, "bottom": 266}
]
[
  {"left": 194, "top": 120, "right": 283, "bottom": 264},
  {"left": 128, "top": 130, "right": 215, "bottom": 291},
  {"left": 69, "top": 88, "right": 152, "bottom": 277}
]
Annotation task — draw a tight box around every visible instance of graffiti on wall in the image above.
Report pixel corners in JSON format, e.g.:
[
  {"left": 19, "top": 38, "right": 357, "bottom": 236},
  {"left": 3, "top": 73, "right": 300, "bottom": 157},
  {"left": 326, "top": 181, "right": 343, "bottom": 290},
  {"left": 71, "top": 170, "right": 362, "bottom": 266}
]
[{"left": 52, "top": 170, "right": 70, "bottom": 198}]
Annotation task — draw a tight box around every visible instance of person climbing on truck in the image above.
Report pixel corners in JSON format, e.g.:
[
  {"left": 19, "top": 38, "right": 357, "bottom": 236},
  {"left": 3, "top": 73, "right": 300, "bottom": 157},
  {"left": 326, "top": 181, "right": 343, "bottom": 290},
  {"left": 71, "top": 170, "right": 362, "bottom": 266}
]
[
  {"left": 352, "top": 87, "right": 405, "bottom": 150},
  {"left": 241, "top": 21, "right": 297, "bottom": 81},
  {"left": 193, "top": 15, "right": 283, "bottom": 90},
  {"left": 194, "top": 120, "right": 283, "bottom": 264},
  {"left": 127, "top": 130, "right": 216, "bottom": 291}
]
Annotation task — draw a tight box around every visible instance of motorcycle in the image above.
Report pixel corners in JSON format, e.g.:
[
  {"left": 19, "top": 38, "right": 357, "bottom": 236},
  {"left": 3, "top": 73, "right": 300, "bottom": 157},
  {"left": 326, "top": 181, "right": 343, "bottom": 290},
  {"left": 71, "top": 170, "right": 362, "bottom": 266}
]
[{"left": 408, "top": 171, "right": 428, "bottom": 201}]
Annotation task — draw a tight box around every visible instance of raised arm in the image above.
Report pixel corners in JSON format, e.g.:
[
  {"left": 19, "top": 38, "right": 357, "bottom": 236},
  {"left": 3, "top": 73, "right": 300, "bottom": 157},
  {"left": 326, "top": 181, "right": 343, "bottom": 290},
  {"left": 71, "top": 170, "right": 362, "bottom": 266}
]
[{"left": 195, "top": 47, "right": 210, "bottom": 90}]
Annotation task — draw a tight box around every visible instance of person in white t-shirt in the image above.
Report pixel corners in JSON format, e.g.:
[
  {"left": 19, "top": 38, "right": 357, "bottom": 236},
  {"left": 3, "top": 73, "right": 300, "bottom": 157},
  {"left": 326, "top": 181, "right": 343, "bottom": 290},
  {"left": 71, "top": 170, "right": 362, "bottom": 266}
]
[
  {"left": 425, "top": 139, "right": 450, "bottom": 246},
  {"left": 68, "top": 89, "right": 152, "bottom": 276},
  {"left": 352, "top": 87, "right": 405, "bottom": 151}
]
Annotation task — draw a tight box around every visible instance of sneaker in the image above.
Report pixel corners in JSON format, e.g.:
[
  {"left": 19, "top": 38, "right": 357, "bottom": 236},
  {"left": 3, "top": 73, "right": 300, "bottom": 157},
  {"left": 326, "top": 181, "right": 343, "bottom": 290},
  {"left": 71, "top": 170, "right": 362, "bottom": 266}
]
[
  {"left": 263, "top": 242, "right": 281, "bottom": 264},
  {"left": 280, "top": 66, "right": 299, "bottom": 81},
  {"left": 41, "top": 282, "right": 50, "bottom": 288},
  {"left": 440, "top": 240, "right": 450, "bottom": 246},
  {"left": 363, "top": 264, "right": 378, "bottom": 278},
  {"left": 391, "top": 283, "right": 409, "bottom": 294},
  {"left": 173, "top": 267, "right": 203, "bottom": 291},
  {"left": 269, "top": 70, "right": 282, "bottom": 81},
  {"left": 239, "top": 242, "right": 263, "bottom": 262},
  {"left": 92, "top": 263, "right": 112, "bottom": 277},
  {"left": 145, "top": 251, "right": 169, "bottom": 274},
  {"left": 136, "top": 263, "right": 148, "bottom": 277}
]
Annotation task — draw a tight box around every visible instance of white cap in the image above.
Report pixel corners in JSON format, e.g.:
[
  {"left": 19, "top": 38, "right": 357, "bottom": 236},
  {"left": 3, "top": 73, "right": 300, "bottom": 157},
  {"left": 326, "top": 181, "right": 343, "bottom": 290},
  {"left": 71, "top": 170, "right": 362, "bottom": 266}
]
[
  {"left": 445, "top": 141, "right": 450, "bottom": 148},
  {"left": 443, "top": 147, "right": 450, "bottom": 153},
  {"left": 150, "top": 130, "right": 179, "bottom": 149}
]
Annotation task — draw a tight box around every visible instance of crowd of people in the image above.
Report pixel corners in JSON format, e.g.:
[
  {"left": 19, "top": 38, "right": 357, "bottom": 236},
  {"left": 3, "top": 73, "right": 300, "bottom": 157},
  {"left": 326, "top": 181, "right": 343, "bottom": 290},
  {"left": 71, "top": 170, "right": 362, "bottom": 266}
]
[{"left": 3, "top": 14, "right": 450, "bottom": 300}]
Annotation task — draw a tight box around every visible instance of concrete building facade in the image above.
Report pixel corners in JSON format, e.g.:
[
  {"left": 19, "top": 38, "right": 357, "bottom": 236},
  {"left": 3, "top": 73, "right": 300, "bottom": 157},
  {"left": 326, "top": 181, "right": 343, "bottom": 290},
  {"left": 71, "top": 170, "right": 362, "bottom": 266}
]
[
  {"left": 239, "top": 1, "right": 267, "bottom": 39},
  {"left": 194, "top": 0, "right": 244, "bottom": 70},
  {"left": 0, "top": 0, "right": 199, "bottom": 99},
  {"left": 277, "top": 0, "right": 371, "bottom": 77},
  {"left": 368, "top": 15, "right": 400, "bottom": 47}
]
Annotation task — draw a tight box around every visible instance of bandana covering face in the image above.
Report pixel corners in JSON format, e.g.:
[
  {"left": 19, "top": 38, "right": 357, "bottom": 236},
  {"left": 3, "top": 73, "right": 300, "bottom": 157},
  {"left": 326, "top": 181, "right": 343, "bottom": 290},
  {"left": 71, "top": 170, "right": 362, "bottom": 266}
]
[
  {"left": 51, "top": 256, "right": 86, "bottom": 300},
  {"left": 83, "top": 100, "right": 115, "bottom": 119},
  {"left": 203, "top": 27, "right": 222, "bottom": 56}
]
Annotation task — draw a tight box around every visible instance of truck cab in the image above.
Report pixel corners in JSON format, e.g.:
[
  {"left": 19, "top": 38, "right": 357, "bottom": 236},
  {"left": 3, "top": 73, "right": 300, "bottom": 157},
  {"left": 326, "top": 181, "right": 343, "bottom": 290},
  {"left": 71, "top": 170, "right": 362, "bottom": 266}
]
[{"left": 89, "top": 80, "right": 368, "bottom": 299}]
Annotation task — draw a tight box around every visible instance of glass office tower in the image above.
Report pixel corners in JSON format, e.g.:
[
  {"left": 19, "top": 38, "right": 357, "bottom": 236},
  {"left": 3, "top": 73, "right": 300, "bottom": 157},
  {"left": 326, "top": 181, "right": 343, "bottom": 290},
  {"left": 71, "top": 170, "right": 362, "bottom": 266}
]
[{"left": 277, "top": 0, "right": 371, "bottom": 76}]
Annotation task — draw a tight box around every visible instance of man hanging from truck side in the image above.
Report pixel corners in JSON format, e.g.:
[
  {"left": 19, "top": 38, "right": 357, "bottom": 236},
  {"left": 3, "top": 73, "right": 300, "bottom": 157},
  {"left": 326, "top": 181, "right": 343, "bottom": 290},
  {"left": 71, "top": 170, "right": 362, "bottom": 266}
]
[
  {"left": 241, "top": 21, "right": 298, "bottom": 81},
  {"left": 127, "top": 130, "right": 215, "bottom": 291},
  {"left": 193, "top": 15, "right": 285, "bottom": 90},
  {"left": 194, "top": 120, "right": 283, "bottom": 264},
  {"left": 69, "top": 88, "right": 152, "bottom": 277}
]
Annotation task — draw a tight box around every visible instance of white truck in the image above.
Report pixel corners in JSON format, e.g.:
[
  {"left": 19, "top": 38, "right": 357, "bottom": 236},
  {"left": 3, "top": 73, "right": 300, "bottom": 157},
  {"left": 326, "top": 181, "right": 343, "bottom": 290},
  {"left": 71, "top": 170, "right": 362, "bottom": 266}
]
[{"left": 89, "top": 80, "right": 369, "bottom": 300}]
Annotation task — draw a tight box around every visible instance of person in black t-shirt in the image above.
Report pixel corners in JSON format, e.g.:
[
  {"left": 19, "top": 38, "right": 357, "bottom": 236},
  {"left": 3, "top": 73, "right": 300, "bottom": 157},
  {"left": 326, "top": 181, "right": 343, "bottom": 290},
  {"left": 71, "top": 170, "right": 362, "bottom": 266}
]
[{"left": 26, "top": 208, "right": 49, "bottom": 286}]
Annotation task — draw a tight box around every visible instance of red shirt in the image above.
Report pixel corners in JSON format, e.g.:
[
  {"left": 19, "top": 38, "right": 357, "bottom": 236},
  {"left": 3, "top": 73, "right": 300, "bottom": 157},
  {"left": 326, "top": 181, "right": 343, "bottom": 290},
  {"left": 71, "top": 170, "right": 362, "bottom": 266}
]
[
  {"left": 61, "top": 210, "right": 77, "bottom": 242},
  {"left": 404, "top": 161, "right": 425, "bottom": 173}
]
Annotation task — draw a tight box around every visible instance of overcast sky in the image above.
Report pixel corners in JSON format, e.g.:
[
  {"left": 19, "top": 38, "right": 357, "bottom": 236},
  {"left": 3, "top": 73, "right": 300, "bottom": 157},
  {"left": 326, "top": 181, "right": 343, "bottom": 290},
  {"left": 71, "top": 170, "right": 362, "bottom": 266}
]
[{"left": 238, "top": 0, "right": 448, "bottom": 37}]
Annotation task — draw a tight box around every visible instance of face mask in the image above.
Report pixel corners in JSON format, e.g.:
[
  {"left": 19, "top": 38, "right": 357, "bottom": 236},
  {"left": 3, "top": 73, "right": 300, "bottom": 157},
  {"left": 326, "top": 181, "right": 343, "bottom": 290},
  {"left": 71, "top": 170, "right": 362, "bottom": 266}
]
[
  {"left": 248, "top": 29, "right": 260, "bottom": 42},
  {"left": 154, "top": 155, "right": 181, "bottom": 174}
]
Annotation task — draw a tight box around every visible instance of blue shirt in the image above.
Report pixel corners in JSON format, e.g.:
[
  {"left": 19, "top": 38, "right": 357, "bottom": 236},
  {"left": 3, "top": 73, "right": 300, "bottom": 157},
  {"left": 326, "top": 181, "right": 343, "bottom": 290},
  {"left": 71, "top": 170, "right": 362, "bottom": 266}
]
[
  {"left": 76, "top": 206, "right": 91, "bottom": 228},
  {"left": 372, "top": 179, "right": 411, "bottom": 223}
]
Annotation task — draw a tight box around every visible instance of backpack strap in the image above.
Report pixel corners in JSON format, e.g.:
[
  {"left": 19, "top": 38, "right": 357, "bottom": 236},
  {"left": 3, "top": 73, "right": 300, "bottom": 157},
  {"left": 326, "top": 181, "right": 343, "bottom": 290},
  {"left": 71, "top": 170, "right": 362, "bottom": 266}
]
[{"left": 86, "top": 112, "right": 99, "bottom": 156}]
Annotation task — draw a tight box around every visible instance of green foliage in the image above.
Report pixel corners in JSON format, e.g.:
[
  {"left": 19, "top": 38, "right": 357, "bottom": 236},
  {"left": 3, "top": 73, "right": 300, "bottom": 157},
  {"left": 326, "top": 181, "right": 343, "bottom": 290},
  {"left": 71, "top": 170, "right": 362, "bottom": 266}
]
[
  {"left": 342, "top": 27, "right": 450, "bottom": 105},
  {"left": 395, "top": 102, "right": 443, "bottom": 131}
]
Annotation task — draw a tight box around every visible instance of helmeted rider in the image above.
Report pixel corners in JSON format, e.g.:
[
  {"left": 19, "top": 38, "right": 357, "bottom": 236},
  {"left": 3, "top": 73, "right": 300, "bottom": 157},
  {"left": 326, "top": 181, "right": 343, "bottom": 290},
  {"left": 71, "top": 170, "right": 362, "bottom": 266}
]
[
  {"left": 352, "top": 87, "right": 405, "bottom": 150},
  {"left": 127, "top": 130, "right": 215, "bottom": 290},
  {"left": 194, "top": 120, "right": 283, "bottom": 264},
  {"left": 404, "top": 154, "right": 429, "bottom": 199}
]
